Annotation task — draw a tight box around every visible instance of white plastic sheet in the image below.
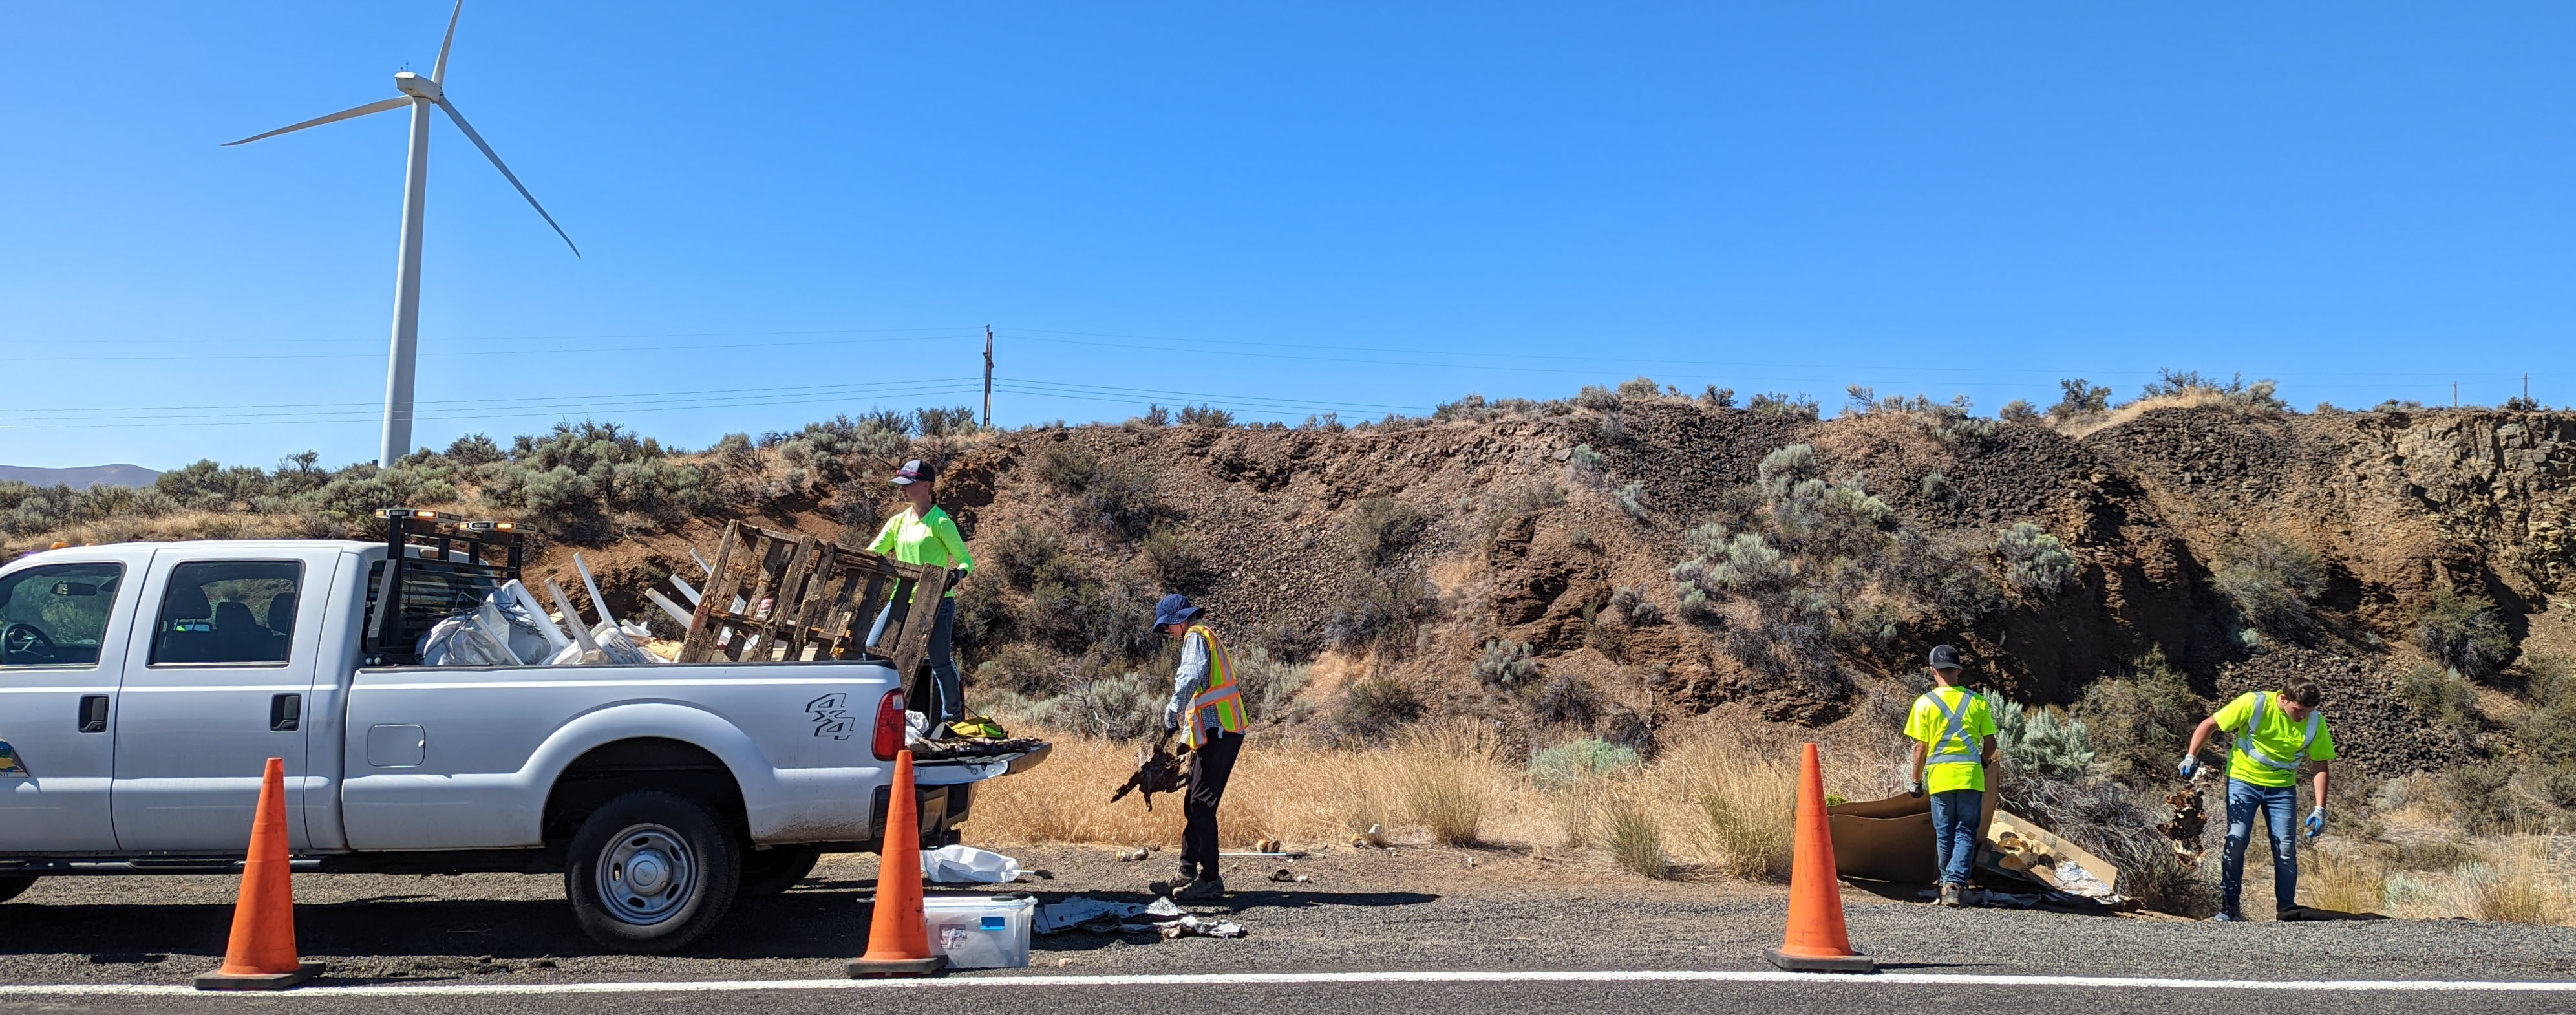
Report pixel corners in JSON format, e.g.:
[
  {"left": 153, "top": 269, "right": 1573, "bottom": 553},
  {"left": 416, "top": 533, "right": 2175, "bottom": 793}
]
[{"left": 921, "top": 844, "right": 1022, "bottom": 884}]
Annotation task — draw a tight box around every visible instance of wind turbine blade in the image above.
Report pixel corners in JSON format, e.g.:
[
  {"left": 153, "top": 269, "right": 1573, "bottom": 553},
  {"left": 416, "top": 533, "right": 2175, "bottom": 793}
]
[
  {"left": 433, "top": 97, "right": 580, "bottom": 257},
  {"left": 432, "top": 0, "right": 463, "bottom": 83},
  {"left": 221, "top": 96, "right": 410, "bottom": 146}
]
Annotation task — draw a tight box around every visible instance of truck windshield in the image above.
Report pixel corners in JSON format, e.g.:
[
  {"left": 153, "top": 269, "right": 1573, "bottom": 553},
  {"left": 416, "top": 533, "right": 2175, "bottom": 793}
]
[{"left": 0, "top": 562, "right": 125, "bottom": 667}]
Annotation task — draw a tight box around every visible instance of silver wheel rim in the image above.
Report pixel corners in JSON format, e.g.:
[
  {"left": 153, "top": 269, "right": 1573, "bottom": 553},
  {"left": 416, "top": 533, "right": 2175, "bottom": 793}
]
[{"left": 596, "top": 823, "right": 695, "bottom": 926}]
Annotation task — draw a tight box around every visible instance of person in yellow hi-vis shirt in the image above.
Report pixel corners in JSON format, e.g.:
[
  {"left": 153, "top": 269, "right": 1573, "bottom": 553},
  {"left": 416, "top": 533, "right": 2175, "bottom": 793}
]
[
  {"left": 1903, "top": 644, "right": 1999, "bottom": 907},
  {"left": 868, "top": 459, "right": 974, "bottom": 727},
  {"left": 2181, "top": 678, "right": 2332, "bottom": 921}
]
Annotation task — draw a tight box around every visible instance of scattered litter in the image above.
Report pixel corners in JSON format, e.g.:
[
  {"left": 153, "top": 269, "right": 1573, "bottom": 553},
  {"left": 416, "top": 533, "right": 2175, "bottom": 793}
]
[
  {"left": 1466, "top": 857, "right": 1478, "bottom": 868},
  {"left": 1267, "top": 868, "right": 1310, "bottom": 884},
  {"left": 1220, "top": 851, "right": 1310, "bottom": 859},
  {"left": 1036, "top": 897, "right": 1147, "bottom": 935},
  {"left": 1116, "top": 849, "right": 1149, "bottom": 862},
  {"left": 1352, "top": 824, "right": 1386, "bottom": 848},
  {"left": 1156, "top": 915, "right": 1247, "bottom": 939},
  {"left": 1025, "top": 869, "right": 1055, "bottom": 881},
  {"left": 921, "top": 844, "right": 1021, "bottom": 885},
  {"left": 1254, "top": 837, "right": 1281, "bottom": 853},
  {"left": 1144, "top": 897, "right": 1186, "bottom": 918}
]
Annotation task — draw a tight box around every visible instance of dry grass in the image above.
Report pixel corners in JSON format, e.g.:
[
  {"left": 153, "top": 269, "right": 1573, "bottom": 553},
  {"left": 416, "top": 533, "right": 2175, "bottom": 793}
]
[
  {"left": 2305, "top": 846, "right": 2388, "bottom": 914},
  {"left": 973, "top": 723, "right": 1816, "bottom": 886},
  {"left": 1668, "top": 741, "right": 1800, "bottom": 881},
  {"left": 2465, "top": 841, "right": 2564, "bottom": 924}
]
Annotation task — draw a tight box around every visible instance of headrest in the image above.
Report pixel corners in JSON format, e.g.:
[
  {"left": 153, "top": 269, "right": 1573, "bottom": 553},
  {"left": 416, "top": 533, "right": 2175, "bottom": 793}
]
[
  {"left": 164, "top": 586, "right": 211, "bottom": 620},
  {"left": 215, "top": 600, "right": 258, "bottom": 630},
  {"left": 264, "top": 593, "right": 298, "bottom": 632}
]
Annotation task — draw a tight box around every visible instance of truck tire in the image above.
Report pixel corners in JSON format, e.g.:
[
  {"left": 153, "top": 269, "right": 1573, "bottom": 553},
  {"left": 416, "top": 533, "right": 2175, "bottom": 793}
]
[
  {"left": 0, "top": 875, "right": 36, "bottom": 904},
  {"left": 738, "top": 846, "right": 820, "bottom": 898},
  {"left": 564, "top": 790, "right": 740, "bottom": 953}
]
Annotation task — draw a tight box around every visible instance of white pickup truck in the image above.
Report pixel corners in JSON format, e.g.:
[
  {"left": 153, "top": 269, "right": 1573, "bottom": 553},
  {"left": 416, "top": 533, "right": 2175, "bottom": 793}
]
[{"left": 0, "top": 523, "right": 1043, "bottom": 952}]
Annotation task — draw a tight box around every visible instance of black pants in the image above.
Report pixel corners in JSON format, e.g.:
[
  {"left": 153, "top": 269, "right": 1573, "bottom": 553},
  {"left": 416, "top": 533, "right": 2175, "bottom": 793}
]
[{"left": 1179, "top": 728, "right": 1243, "bottom": 883}]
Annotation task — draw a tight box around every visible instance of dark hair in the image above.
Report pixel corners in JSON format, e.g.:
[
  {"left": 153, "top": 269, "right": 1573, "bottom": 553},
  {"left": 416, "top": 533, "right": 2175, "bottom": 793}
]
[{"left": 2283, "top": 678, "right": 2323, "bottom": 707}]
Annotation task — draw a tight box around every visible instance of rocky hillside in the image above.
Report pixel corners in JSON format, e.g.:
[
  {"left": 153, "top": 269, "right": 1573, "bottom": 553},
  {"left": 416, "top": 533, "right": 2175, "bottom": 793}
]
[{"left": 10, "top": 389, "right": 2575, "bottom": 821}]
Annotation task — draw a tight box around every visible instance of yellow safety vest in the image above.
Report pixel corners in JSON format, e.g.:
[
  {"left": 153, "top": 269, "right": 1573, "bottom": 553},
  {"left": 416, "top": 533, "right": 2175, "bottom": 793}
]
[{"left": 1180, "top": 624, "right": 1246, "bottom": 749}]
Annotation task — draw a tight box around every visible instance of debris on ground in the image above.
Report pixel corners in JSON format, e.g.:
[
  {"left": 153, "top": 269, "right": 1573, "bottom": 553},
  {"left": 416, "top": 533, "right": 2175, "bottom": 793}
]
[
  {"left": 1255, "top": 837, "right": 1280, "bottom": 853},
  {"left": 1352, "top": 824, "right": 1387, "bottom": 848},
  {"left": 1156, "top": 915, "right": 1248, "bottom": 939},
  {"left": 1116, "top": 848, "right": 1149, "bottom": 862},
  {"left": 1144, "top": 897, "right": 1185, "bottom": 917},
  {"left": 1267, "top": 868, "right": 1310, "bottom": 884},
  {"left": 1035, "top": 897, "right": 1146, "bottom": 935},
  {"left": 922, "top": 844, "right": 1021, "bottom": 884}
]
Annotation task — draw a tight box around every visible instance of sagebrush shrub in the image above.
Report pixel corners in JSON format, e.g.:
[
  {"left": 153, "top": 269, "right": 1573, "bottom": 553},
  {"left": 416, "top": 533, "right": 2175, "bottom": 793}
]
[
  {"left": 1996, "top": 522, "right": 2079, "bottom": 596},
  {"left": 2214, "top": 535, "right": 2325, "bottom": 634},
  {"left": 1348, "top": 497, "right": 1431, "bottom": 565},
  {"left": 2415, "top": 588, "right": 2511, "bottom": 679},
  {"left": 1472, "top": 639, "right": 1540, "bottom": 689}
]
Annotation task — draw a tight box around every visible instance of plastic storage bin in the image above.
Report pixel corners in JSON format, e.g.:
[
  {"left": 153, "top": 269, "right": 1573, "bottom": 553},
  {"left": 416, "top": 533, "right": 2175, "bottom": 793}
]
[{"left": 921, "top": 893, "right": 1035, "bottom": 969}]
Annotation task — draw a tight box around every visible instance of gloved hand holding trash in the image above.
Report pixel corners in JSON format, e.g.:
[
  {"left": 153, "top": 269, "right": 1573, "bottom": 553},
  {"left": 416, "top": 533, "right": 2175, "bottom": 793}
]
[
  {"left": 2177, "top": 754, "right": 2202, "bottom": 779},
  {"left": 2305, "top": 806, "right": 2326, "bottom": 839}
]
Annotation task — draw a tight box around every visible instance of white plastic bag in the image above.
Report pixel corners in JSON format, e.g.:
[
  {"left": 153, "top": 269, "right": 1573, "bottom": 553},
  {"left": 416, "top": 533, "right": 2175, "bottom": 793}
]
[{"left": 921, "top": 844, "right": 1021, "bottom": 884}]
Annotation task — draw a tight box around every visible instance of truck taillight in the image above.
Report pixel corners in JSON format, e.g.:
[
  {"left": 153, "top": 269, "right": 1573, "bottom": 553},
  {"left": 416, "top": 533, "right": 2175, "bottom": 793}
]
[{"left": 872, "top": 689, "right": 907, "bottom": 760}]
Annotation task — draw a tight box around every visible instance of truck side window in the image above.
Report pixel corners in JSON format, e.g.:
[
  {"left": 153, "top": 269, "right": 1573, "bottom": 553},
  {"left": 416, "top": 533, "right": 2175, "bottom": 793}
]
[
  {"left": 151, "top": 561, "right": 303, "bottom": 666},
  {"left": 0, "top": 562, "right": 125, "bottom": 668}
]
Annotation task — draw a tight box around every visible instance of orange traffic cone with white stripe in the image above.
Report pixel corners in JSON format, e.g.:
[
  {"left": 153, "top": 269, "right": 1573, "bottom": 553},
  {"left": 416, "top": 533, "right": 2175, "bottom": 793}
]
[
  {"left": 195, "top": 757, "right": 323, "bottom": 990},
  {"left": 847, "top": 749, "right": 945, "bottom": 978},
  {"left": 1765, "top": 743, "right": 1875, "bottom": 973}
]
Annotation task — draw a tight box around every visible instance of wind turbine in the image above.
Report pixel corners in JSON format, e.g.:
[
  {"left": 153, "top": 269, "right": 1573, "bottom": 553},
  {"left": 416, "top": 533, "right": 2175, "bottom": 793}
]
[{"left": 225, "top": 1, "right": 578, "bottom": 467}]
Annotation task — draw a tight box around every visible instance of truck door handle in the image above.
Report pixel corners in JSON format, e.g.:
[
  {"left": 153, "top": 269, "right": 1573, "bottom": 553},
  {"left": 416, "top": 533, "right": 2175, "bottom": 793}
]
[
  {"left": 270, "top": 694, "right": 302, "bottom": 732},
  {"left": 78, "top": 695, "right": 109, "bottom": 733}
]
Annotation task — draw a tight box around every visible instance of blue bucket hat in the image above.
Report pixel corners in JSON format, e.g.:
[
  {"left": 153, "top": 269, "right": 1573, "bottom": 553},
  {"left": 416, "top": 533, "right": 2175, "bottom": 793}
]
[{"left": 1152, "top": 593, "right": 1203, "bottom": 630}]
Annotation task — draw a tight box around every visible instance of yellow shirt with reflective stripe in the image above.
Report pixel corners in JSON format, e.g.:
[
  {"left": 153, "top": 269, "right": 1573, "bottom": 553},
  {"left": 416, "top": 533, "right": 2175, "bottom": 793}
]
[
  {"left": 2215, "top": 691, "right": 2335, "bottom": 788},
  {"left": 1904, "top": 687, "right": 1996, "bottom": 793}
]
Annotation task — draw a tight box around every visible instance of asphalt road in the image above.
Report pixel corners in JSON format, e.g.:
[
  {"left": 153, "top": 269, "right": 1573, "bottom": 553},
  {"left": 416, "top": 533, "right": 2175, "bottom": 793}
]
[
  {"left": 2, "top": 845, "right": 2571, "bottom": 1013},
  {"left": 9, "top": 974, "right": 2576, "bottom": 1015}
]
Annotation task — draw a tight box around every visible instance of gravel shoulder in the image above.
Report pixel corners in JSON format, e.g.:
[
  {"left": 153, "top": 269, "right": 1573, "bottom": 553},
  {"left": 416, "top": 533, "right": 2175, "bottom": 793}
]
[{"left": 1, "top": 844, "right": 2571, "bottom": 988}]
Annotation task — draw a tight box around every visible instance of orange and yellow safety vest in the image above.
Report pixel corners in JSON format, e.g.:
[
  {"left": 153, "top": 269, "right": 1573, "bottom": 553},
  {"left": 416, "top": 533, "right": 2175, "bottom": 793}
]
[{"left": 1180, "top": 624, "right": 1246, "bottom": 749}]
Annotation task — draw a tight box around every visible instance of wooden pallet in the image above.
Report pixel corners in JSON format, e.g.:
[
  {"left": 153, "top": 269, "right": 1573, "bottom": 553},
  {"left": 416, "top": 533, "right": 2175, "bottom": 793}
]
[{"left": 675, "top": 520, "right": 950, "bottom": 676}]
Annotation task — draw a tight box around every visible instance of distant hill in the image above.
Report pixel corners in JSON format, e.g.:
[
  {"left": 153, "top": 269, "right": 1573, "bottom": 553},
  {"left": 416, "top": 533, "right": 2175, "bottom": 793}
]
[{"left": 0, "top": 464, "right": 162, "bottom": 489}]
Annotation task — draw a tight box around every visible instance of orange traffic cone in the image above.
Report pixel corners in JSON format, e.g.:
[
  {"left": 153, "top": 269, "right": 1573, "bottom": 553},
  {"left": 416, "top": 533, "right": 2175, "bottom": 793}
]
[
  {"left": 1765, "top": 743, "right": 1875, "bottom": 973},
  {"left": 195, "top": 757, "right": 322, "bottom": 990},
  {"left": 847, "top": 749, "right": 945, "bottom": 978}
]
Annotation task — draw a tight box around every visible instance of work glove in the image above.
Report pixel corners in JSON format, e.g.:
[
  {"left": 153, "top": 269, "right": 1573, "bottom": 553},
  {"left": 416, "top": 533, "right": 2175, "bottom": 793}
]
[
  {"left": 2177, "top": 755, "right": 2202, "bottom": 779},
  {"left": 2305, "top": 806, "right": 2326, "bottom": 839},
  {"left": 1907, "top": 779, "right": 1924, "bottom": 798}
]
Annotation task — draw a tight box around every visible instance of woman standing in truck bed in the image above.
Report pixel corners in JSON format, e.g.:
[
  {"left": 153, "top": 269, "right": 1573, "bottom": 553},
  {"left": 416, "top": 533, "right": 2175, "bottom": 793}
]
[{"left": 869, "top": 458, "right": 974, "bottom": 728}]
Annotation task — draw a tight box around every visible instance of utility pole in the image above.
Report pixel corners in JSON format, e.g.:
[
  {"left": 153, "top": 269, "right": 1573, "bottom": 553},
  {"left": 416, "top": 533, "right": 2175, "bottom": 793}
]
[
  {"left": 2453, "top": 381, "right": 2460, "bottom": 409},
  {"left": 2526, "top": 373, "right": 2532, "bottom": 404},
  {"left": 982, "top": 325, "right": 995, "bottom": 428}
]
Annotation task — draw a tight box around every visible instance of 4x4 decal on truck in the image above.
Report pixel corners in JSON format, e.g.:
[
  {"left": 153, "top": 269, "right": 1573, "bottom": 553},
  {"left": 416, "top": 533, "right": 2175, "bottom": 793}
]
[{"left": 806, "top": 693, "right": 856, "bottom": 740}]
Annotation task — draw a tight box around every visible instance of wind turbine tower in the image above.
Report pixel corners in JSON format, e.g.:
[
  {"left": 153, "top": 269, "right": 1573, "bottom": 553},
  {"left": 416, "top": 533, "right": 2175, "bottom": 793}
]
[{"left": 226, "top": 1, "right": 578, "bottom": 467}]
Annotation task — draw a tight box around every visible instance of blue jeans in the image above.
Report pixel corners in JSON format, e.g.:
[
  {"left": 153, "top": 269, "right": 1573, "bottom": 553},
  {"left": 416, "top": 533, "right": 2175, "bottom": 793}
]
[
  {"left": 2221, "top": 778, "right": 2299, "bottom": 916},
  {"left": 872, "top": 594, "right": 963, "bottom": 721},
  {"left": 1928, "top": 788, "right": 1982, "bottom": 886}
]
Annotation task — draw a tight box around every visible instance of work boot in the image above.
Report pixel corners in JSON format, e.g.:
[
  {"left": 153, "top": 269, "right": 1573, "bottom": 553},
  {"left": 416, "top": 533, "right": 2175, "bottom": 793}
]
[
  {"left": 1935, "top": 883, "right": 1961, "bottom": 908},
  {"left": 1174, "top": 877, "right": 1227, "bottom": 901},
  {"left": 1149, "top": 875, "right": 1197, "bottom": 898}
]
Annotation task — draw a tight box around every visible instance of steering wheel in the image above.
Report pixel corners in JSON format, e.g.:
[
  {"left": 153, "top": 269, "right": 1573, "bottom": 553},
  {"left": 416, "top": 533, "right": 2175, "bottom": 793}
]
[{"left": 1, "top": 623, "right": 56, "bottom": 664}]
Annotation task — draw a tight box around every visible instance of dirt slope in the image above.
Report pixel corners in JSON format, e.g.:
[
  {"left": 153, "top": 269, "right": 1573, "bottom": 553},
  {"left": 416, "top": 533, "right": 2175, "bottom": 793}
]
[{"left": 537, "top": 398, "right": 2576, "bottom": 785}]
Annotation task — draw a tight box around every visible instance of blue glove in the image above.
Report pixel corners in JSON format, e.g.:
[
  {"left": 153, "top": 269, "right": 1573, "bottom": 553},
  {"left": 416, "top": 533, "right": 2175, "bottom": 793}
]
[
  {"left": 2178, "top": 755, "right": 2201, "bottom": 779},
  {"left": 2304, "top": 806, "right": 2326, "bottom": 839}
]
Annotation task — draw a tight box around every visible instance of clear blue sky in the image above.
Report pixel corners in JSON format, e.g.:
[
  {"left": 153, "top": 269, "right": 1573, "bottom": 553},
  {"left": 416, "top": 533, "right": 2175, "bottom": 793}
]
[{"left": 5, "top": 3, "right": 2572, "bottom": 470}]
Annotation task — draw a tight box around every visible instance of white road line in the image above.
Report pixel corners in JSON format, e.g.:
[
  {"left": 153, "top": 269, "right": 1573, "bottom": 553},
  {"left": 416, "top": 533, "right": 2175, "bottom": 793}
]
[{"left": 5, "top": 969, "right": 2575, "bottom": 998}]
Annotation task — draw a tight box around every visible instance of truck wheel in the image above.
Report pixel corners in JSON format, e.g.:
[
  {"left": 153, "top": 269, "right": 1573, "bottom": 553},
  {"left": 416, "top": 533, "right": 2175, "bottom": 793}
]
[
  {"left": 564, "top": 791, "right": 740, "bottom": 953},
  {"left": 739, "top": 846, "right": 820, "bottom": 897},
  {"left": 0, "top": 875, "right": 36, "bottom": 904}
]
